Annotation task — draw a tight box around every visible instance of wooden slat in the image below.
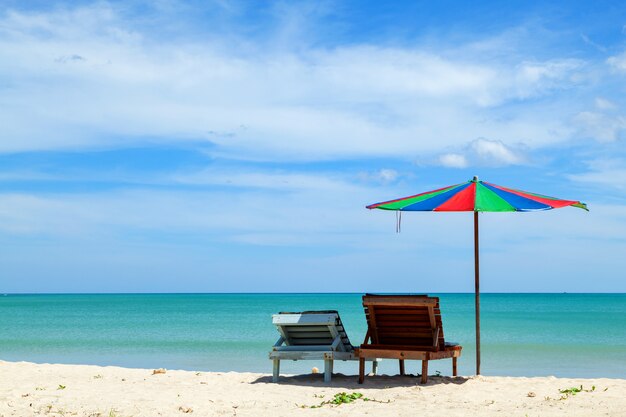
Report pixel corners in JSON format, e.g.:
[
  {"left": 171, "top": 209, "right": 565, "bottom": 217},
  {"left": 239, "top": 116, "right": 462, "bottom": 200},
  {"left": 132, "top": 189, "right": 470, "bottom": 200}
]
[
  {"left": 327, "top": 324, "right": 345, "bottom": 352},
  {"left": 359, "top": 349, "right": 428, "bottom": 360},
  {"left": 272, "top": 311, "right": 357, "bottom": 353},
  {"left": 283, "top": 325, "right": 333, "bottom": 333},
  {"left": 377, "top": 336, "right": 433, "bottom": 343},
  {"left": 376, "top": 337, "right": 433, "bottom": 345},
  {"left": 272, "top": 313, "right": 337, "bottom": 325},
  {"left": 366, "top": 306, "right": 379, "bottom": 344},
  {"left": 376, "top": 327, "right": 433, "bottom": 334},
  {"left": 363, "top": 295, "right": 436, "bottom": 306},
  {"left": 289, "top": 328, "right": 331, "bottom": 333},
  {"left": 369, "top": 340, "right": 437, "bottom": 350},
  {"left": 372, "top": 315, "right": 431, "bottom": 321},
  {"left": 376, "top": 325, "right": 433, "bottom": 333},
  {"left": 273, "top": 345, "right": 332, "bottom": 351},
  {"left": 276, "top": 325, "right": 291, "bottom": 346},
  {"left": 427, "top": 306, "right": 436, "bottom": 328},
  {"left": 374, "top": 318, "right": 432, "bottom": 326},
  {"left": 361, "top": 295, "right": 450, "bottom": 352},
  {"left": 289, "top": 338, "right": 334, "bottom": 345},
  {"left": 273, "top": 336, "right": 285, "bottom": 347},
  {"left": 371, "top": 308, "right": 432, "bottom": 316},
  {"left": 366, "top": 308, "right": 415, "bottom": 316},
  {"left": 286, "top": 333, "right": 332, "bottom": 340},
  {"left": 429, "top": 348, "right": 462, "bottom": 360},
  {"left": 288, "top": 332, "right": 331, "bottom": 339},
  {"left": 361, "top": 343, "right": 434, "bottom": 350},
  {"left": 270, "top": 350, "right": 358, "bottom": 360}
]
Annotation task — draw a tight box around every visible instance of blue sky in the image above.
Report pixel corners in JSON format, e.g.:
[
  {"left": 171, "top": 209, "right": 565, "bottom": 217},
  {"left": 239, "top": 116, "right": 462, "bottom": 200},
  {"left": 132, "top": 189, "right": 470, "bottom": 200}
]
[{"left": 1, "top": 0, "right": 626, "bottom": 293}]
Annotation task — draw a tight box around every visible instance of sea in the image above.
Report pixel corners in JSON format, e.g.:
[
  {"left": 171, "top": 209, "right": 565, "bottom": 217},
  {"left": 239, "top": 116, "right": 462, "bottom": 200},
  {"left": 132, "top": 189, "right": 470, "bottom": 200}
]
[{"left": 1, "top": 293, "right": 625, "bottom": 378}]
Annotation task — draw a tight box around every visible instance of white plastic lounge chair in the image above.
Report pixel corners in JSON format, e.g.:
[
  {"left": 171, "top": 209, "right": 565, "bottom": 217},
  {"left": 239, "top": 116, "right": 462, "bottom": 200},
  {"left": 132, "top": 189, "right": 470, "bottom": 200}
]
[{"left": 270, "top": 310, "right": 376, "bottom": 382}]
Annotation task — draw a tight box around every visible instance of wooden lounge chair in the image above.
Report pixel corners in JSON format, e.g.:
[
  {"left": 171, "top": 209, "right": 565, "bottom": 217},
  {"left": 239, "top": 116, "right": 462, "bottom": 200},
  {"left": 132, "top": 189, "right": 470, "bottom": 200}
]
[
  {"left": 358, "top": 294, "right": 462, "bottom": 384},
  {"left": 270, "top": 310, "right": 377, "bottom": 382}
]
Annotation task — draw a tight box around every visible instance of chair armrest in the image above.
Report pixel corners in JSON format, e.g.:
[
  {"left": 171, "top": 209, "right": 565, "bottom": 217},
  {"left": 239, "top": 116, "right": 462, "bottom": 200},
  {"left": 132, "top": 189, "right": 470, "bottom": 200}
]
[
  {"left": 432, "top": 327, "right": 440, "bottom": 349},
  {"left": 273, "top": 336, "right": 285, "bottom": 348}
]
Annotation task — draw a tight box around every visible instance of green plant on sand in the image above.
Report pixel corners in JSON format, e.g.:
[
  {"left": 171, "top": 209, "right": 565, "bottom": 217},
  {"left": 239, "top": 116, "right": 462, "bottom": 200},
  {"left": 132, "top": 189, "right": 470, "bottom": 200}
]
[
  {"left": 558, "top": 385, "right": 595, "bottom": 400},
  {"left": 300, "top": 392, "right": 390, "bottom": 408}
]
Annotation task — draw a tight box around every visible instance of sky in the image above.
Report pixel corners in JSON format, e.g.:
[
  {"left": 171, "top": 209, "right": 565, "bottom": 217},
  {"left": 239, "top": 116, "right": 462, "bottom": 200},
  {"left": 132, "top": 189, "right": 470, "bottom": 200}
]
[{"left": 1, "top": 0, "right": 625, "bottom": 293}]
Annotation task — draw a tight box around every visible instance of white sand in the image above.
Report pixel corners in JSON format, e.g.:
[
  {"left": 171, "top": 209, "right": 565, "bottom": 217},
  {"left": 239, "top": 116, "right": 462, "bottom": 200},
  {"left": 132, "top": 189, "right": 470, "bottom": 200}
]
[{"left": 1, "top": 360, "right": 625, "bottom": 416}]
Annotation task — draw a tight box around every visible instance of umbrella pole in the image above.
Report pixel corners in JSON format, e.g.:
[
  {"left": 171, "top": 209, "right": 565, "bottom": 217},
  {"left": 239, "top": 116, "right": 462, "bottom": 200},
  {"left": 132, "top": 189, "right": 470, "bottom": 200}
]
[{"left": 474, "top": 210, "right": 481, "bottom": 375}]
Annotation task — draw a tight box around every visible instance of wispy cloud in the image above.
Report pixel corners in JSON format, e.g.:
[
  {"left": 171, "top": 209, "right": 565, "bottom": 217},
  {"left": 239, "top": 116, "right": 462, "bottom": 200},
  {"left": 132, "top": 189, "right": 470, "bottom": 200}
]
[
  {"left": 607, "top": 51, "right": 626, "bottom": 72},
  {"left": 356, "top": 169, "right": 400, "bottom": 184},
  {"left": 437, "top": 138, "right": 526, "bottom": 168},
  {"left": 0, "top": 4, "right": 593, "bottom": 160},
  {"left": 574, "top": 112, "right": 626, "bottom": 142},
  {"left": 580, "top": 34, "right": 607, "bottom": 52},
  {"left": 2, "top": 1, "right": 625, "bottom": 292},
  {"left": 569, "top": 158, "right": 626, "bottom": 191},
  {"left": 170, "top": 169, "right": 358, "bottom": 191},
  {"left": 438, "top": 153, "right": 469, "bottom": 169}
]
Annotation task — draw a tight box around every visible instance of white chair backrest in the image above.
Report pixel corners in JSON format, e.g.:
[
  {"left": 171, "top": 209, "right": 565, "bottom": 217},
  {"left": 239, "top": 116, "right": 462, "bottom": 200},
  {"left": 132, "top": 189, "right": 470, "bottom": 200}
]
[{"left": 272, "top": 311, "right": 353, "bottom": 351}]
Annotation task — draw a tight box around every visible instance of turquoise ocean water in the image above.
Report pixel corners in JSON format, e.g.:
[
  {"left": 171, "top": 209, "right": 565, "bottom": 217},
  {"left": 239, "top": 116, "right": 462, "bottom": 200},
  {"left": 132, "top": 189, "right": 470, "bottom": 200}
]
[{"left": 1, "top": 293, "right": 625, "bottom": 378}]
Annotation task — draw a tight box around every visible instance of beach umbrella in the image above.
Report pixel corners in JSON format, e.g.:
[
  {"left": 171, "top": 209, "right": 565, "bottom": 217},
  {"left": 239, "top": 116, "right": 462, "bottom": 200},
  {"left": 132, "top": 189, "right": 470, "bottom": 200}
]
[{"left": 366, "top": 176, "right": 588, "bottom": 375}]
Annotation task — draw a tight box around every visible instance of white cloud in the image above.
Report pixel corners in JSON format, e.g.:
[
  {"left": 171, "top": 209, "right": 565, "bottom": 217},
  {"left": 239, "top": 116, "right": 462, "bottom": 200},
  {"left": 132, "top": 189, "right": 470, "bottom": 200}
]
[
  {"left": 569, "top": 158, "right": 626, "bottom": 191},
  {"left": 513, "top": 59, "right": 585, "bottom": 99},
  {"left": 438, "top": 153, "right": 468, "bottom": 168},
  {"left": 607, "top": 51, "right": 626, "bottom": 72},
  {"left": 2, "top": 186, "right": 623, "bottom": 291},
  {"left": 2, "top": 4, "right": 626, "bottom": 293},
  {"left": 573, "top": 96, "right": 626, "bottom": 142},
  {"left": 0, "top": 180, "right": 397, "bottom": 249},
  {"left": 0, "top": 5, "right": 590, "bottom": 160},
  {"left": 171, "top": 170, "right": 357, "bottom": 191},
  {"left": 436, "top": 138, "right": 525, "bottom": 168},
  {"left": 580, "top": 34, "right": 607, "bottom": 52},
  {"left": 574, "top": 111, "right": 626, "bottom": 142},
  {"left": 376, "top": 169, "right": 398, "bottom": 183},
  {"left": 357, "top": 169, "right": 399, "bottom": 184},
  {"left": 470, "top": 138, "right": 525, "bottom": 165},
  {"left": 595, "top": 97, "right": 615, "bottom": 110}
]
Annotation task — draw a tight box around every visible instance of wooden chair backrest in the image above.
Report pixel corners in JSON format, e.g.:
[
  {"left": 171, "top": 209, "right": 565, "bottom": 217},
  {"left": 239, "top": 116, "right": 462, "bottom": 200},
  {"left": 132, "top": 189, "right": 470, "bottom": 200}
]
[{"left": 362, "top": 295, "right": 446, "bottom": 351}]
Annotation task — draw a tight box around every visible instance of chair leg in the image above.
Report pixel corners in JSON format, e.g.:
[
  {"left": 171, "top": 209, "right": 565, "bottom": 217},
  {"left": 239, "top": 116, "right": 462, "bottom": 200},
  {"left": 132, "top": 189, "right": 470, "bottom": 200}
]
[
  {"left": 421, "top": 360, "right": 428, "bottom": 384},
  {"left": 324, "top": 358, "right": 333, "bottom": 383},
  {"left": 358, "top": 357, "right": 365, "bottom": 384},
  {"left": 272, "top": 359, "right": 280, "bottom": 383},
  {"left": 452, "top": 357, "right": 458, "bottom": 376},
  {"left": 372, "top": 359, "right": 378, "bottom": 375},
  {"left": 399, "top": 359, "right": 405, "bottom": 376}
]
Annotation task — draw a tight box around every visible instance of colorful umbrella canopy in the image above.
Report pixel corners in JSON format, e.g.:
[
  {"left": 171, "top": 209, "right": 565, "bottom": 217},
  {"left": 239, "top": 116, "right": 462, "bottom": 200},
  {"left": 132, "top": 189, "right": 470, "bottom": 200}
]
[
  {"left": 366, "top": 178, "right": 588, "bottom": 212},
  {"left": 366, "top": 177, "right": 587, "bottom": 375}
]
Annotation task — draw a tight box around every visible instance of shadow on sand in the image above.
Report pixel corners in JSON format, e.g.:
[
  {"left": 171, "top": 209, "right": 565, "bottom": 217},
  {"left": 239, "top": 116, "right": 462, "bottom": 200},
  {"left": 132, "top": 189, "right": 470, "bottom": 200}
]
[{"left": 251, "top": 373, "right": 470, "bottom": 388}]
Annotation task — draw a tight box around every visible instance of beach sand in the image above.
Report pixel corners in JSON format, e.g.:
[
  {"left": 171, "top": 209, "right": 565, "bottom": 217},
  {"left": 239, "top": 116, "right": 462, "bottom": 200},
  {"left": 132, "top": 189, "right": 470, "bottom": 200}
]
[{"left": 1, "top": 360, "right": 625, "bottom": 416}]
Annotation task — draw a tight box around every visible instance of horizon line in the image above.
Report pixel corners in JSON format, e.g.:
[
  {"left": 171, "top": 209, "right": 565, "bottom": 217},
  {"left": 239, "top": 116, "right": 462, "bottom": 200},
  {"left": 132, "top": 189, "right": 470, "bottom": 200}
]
[{"left": 3, "top": 292, "right": 625, "bottom": 295}]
